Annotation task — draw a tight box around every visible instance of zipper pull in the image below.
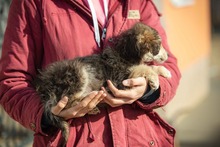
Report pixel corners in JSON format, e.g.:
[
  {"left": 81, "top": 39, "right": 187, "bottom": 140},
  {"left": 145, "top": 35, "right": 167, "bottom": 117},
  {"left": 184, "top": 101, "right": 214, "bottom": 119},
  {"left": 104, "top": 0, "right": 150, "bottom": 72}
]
[{"left": 101, "top": 28, "right": 107, "bottom": 40}]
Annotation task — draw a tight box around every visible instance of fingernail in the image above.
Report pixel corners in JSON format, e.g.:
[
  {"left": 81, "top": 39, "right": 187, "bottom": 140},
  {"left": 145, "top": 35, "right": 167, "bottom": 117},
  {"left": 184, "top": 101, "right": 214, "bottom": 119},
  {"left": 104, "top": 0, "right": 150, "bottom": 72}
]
[
  {"left": 62, "top": 96, "right": 69, "bottom": 102},
  {"left": 122, "top": 79, "right": 129, "bottom": 86},
  {"left": 103, "top": 93, "right": 107, "bottom": 97},
  {"left": 101, "top": 87, "right": 106, "bottom": 91},
  {"left": 94, "top": 91, "right": 98, "bottom": 95}
]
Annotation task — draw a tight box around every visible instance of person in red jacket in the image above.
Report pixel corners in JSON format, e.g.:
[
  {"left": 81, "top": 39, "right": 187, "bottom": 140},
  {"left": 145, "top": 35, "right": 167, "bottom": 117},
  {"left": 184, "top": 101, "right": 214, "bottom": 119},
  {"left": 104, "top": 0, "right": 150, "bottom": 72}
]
[{"left": 0, "top": 0, "right": 181, "bottom": 146}]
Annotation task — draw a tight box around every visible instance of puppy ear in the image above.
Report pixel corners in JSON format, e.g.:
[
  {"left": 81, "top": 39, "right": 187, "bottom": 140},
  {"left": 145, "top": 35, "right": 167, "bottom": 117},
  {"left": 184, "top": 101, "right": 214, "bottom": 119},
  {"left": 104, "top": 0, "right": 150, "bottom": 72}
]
[
  {"left": 115, "top": 29, "right": 142, "bottom": 64},
  {"left": 135, "top": 23, "right": 162, "bottom": 56}
]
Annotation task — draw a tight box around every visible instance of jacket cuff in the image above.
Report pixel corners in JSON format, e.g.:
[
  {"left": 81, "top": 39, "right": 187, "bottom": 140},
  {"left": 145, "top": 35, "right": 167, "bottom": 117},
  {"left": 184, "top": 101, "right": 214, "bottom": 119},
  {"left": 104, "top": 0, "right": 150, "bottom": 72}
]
[
  {"left": 36, "top": 108, "right": 50, "bottom": 136},
  {"left": 40, "top": 110, "right": 60, "bottom": 135},
  {"left": 27, "top": 105, "right": 49, "bottom": 136},
  {"left": 139, "top": 80, "right": 161, "bottom": 104},
  {"left": 41, "top": 111, "right": 53, "bottom": 131},
  {"left": 135, "top": 77, "right": 167, "bottom": 110}
]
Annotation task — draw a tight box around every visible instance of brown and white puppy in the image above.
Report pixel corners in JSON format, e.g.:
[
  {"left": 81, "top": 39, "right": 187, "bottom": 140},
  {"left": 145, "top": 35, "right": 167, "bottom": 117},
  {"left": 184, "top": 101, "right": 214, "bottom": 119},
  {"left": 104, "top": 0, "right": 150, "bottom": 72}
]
[{"left": 33, "top": 22, "right": 171, "bottom": 146}]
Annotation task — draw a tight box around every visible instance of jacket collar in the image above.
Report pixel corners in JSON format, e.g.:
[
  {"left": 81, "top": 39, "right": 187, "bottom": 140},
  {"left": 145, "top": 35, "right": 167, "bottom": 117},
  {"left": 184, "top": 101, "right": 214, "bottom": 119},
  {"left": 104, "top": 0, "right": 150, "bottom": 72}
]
[{"left": 63, "top": 0, "right": 129, "bottom": 20}]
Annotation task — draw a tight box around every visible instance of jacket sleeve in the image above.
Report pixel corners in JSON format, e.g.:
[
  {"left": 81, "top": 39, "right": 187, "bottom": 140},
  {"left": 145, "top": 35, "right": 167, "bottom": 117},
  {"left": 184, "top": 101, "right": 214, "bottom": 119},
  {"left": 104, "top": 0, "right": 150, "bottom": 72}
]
[
  {"left": 135, "top": 0, "right": 181, "bottom": 110},
  {"left": 0, "top": 0, "right": 46, "bottom": 135}
]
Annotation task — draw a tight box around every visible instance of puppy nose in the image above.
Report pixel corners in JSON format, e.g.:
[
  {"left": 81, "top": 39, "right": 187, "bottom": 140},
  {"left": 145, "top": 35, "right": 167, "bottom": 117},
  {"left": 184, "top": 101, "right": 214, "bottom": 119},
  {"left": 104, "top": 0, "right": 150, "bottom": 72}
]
[
  {"left": 160, "top": 57, "right": 165, "bottom": 61},
  {"left": 160, "top": 53, "right": 168, "bottom": 62},
  {"left": 165, "top": 52, "right": 169, "bottom": 58}
]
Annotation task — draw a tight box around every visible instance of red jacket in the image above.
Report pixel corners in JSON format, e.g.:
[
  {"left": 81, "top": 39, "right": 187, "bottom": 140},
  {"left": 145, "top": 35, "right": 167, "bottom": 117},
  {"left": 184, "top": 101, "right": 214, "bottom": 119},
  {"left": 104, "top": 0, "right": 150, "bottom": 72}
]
[{"left": 0, "top": 0, "right": 181, "bottom": 146}]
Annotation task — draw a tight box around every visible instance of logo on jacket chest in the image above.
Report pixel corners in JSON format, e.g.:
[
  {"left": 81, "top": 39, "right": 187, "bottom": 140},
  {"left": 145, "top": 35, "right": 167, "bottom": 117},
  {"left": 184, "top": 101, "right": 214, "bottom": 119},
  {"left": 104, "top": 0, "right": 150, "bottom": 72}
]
[{"left": 127, "top": 10, "right": 140, "bottom": 19}]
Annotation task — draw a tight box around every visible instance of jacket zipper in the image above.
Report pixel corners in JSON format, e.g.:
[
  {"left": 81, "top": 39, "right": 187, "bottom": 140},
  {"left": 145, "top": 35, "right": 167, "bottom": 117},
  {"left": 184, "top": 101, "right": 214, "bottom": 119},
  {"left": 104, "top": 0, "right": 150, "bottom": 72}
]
[
  {"left": 65, "top": 0, "right": 122, "bottom": 29},
  {"left": 64, "top": 0, "right": 123, "bottom": 48}
]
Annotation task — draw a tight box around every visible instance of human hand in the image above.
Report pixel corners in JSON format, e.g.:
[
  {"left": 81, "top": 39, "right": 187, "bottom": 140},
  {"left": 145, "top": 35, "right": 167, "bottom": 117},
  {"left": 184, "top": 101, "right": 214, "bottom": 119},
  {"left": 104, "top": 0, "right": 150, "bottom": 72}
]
[
  {"left": 51, "top": 91, "right": 106, "bottom": 120},
  {"left": 102, "top": 77, "right": 147, "bottom": 107}
]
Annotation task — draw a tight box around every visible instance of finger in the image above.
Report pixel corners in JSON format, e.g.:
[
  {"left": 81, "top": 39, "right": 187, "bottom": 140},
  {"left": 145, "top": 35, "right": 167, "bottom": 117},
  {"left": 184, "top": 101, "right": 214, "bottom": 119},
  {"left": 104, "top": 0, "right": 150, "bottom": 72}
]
[
  {"left": 107, "top": 80, "right": 130, "bottom": 97},
  {"left": 74, "top": 91, "right": 99, "bottom": 111},
  {"left": 60, "top": 91, "right": 106, "bottom": 119},
  {"left": 104, "top": 96, "right": 123, "bottom": 107},
  {"left": 101, "top": 86, "right": 118, "bottom": 99},
  {"left": 104, "top": 93, "right": 134, "bottom": 107},
  {"left": 57, "top": 92, "right": 98, "bottom": 119},
  {"left": 74, "top": 91, "right": 106, "bottom": 117},
  {"left": 122, "top": 77, "right": 146, "bottom": 87},
  {"left": 95, "top": 90, "right": 107, "bottom": 105},
  {"left": 102, "top": 87, "right": 130, "bottom": 107},
  {"left": 85, "top": 90, "right": 105, "bottom": 110},
  {"left": 104, "top": 81, "right": 144, "bottom": 103},
  {"left": 51, "top": 96, "right": 68, "bottom": 115}
]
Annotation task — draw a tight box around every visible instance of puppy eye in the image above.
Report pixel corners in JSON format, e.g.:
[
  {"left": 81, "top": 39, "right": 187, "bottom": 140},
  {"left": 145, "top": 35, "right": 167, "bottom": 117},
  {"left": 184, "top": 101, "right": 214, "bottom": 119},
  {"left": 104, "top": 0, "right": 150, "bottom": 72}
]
[{"left": 151, "top": 45, "right": 160, "bottom": 55}]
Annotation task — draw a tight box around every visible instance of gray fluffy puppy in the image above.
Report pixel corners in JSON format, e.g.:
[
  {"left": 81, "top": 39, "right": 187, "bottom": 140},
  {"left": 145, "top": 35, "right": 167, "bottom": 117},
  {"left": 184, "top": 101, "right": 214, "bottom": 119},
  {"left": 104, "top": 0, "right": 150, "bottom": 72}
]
[{"left": 34, "top": 23, "right": 171, "bottom": 146}]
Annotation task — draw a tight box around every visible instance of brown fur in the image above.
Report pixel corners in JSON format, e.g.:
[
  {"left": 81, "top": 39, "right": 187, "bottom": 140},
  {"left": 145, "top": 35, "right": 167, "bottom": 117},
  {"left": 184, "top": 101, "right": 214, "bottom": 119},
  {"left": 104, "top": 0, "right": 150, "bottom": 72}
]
[{"left": 33, "top": 23, "right": 171, "bottom": 146}]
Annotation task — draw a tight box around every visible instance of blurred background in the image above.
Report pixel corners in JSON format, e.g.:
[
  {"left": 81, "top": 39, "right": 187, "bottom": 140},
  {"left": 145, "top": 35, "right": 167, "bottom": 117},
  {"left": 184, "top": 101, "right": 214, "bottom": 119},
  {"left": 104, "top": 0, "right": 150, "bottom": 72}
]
[{"left": 0, "top": 0, "right": 220, "bottom": 146}]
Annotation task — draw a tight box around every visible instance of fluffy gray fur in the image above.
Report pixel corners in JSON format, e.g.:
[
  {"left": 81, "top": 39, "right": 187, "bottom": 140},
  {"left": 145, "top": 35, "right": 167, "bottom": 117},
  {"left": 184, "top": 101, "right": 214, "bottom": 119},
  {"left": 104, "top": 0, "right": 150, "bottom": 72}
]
[{"left": 33, "top": 22, "right": 171, "bottom": 146}]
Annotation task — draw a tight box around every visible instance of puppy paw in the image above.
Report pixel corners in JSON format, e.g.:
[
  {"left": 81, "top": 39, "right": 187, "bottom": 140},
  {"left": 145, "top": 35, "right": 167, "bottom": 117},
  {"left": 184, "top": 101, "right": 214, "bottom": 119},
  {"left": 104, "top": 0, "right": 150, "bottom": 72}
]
[
  {"left": 152, "top": 66, "right": 172, "bottom": 78},
  {"left": 147, "top": 75, "right": 159, "bottom": 90},
  {"left": 129, "top": 64, "right": 152, "bottom": 78},
  {"left": 158, "top": 66, "right": 172, "bottom": 78}
]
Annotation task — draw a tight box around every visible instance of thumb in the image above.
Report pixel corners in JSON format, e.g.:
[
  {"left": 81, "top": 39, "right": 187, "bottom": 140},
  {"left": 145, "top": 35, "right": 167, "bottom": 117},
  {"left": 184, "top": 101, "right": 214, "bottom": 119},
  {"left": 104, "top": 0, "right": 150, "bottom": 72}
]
[
  {"left": 51, "top": 96, "right": 68, "bottom": 115},
  {"left": 122, "top": 77, "right": 146, "bottom": 87}
]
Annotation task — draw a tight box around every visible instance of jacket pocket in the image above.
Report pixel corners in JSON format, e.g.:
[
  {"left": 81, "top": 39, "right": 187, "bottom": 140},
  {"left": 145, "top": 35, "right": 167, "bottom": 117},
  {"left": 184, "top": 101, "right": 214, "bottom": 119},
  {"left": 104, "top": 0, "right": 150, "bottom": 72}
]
[
  {"left": 33, "top": 130, "right": 62, "bottom": 147},
  {"left": 150, "top": 111, "right": 176, "bottom": 145}
]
